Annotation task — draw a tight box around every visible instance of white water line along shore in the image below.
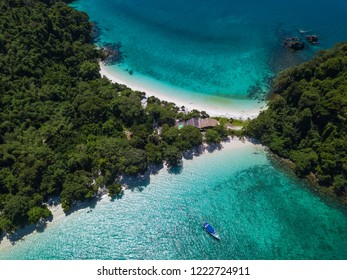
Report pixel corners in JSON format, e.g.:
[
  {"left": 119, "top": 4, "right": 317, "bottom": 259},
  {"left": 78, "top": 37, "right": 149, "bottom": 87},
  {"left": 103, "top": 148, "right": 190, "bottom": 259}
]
[{"left": 99, "top": 63, "right": 266, "bottom": 120}]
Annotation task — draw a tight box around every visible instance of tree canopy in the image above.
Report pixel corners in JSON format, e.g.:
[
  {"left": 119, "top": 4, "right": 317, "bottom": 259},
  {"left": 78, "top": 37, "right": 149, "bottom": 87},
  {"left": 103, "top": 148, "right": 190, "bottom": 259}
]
[
  {"left": 0, "top": 0, "right": 214, "bottom": 233},
  {"left": 246, "top": 42, "right": 347, "bottom": 200}
]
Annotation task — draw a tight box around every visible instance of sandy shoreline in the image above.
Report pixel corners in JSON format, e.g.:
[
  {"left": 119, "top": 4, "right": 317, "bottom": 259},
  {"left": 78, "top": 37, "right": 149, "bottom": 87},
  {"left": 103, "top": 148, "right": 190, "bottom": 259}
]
[
  {"left": 0, "top": 138, "right": 261, "bottom": 252},
  {"left": 99, "top": 63, "right": 266, "bottom": 120}
]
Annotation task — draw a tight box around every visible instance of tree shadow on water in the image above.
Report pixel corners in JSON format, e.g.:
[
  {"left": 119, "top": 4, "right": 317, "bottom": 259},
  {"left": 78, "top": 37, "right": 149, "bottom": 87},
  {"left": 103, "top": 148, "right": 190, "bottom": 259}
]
[
  {"left": 206, "top": 142, "right": 223, "bottom": 153},
  {"left": 3, "top": 216, "right": 55, "bottom": 244},
  {"left": 168, "top": 164, "right": 183, "bottom": 175},
  {"left": 110, "top": 191, "right": 124, "bottom": 202},
  {"left": 148, "top": 163, "right": 164, "bottom": 175},
  {"left": 64, "top": 197, "right": 99, "bottom": 216},
  {"left": 120, "top": 173, "right": 151, "bottom": 192},
  {"left": 182, "top": 146, "right": 205, "bottom": 160},
  {"left": 5, "top": 224, "right": 37, "bottom": 244}
]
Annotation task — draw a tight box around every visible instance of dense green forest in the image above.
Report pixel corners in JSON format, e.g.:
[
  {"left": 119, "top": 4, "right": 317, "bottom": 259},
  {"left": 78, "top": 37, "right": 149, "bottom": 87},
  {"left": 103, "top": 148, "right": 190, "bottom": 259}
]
[
  {"left": 246, "top": 43, "right": 347, "bottom": 201},
  {"left": 0, "top": 0, "right": 228, "bottom": 233}
]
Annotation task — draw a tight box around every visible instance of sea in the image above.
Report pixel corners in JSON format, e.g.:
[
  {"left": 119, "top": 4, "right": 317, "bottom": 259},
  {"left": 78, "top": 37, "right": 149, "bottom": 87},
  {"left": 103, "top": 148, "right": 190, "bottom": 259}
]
[
  {"left": 74, "top": 0, "right": 346, "bottom": 104},
  {"left": 0, "top": 0, "right": 347, "bottom": 259}
]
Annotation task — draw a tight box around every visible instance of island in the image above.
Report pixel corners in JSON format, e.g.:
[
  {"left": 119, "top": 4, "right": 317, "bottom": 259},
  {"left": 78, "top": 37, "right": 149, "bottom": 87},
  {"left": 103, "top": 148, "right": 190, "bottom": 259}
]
[{"left": 0, "top": 0, "right": 346, "bottom": 240}]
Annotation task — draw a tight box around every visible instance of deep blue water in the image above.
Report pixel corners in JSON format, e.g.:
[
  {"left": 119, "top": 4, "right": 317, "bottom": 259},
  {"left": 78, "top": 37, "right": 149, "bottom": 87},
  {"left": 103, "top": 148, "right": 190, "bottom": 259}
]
[{"left": 72, "top": 0, "right": 347, "bottom": 100}]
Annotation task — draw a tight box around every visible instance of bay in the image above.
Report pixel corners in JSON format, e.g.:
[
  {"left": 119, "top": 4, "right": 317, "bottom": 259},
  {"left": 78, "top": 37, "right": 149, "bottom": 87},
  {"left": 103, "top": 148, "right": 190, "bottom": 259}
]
[{"left": 72, "top": 0, "right": 347, "bottom": 101}]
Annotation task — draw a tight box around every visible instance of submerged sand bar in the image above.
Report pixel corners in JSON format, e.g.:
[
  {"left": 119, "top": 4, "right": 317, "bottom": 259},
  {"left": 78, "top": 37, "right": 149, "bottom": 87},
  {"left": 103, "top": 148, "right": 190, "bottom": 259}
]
[{"left": 99, "top": 63, "right": 266, "bottom": 120}]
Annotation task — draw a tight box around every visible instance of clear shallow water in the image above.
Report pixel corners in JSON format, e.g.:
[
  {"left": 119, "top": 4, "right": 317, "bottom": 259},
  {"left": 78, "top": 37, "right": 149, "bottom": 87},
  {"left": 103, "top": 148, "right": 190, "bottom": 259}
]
[
  {"left": 1, "top": 143, "right": 346, "bottom": 260},
  {"left": 72, "top": 0, "right": 347, "bottom": 100}
]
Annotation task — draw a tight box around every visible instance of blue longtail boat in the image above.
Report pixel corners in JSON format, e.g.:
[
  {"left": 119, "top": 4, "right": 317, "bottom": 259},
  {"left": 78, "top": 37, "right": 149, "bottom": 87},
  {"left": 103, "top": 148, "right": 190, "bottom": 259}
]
[{"left": 202, "top": 222, "right": 220, "bottom": 240}]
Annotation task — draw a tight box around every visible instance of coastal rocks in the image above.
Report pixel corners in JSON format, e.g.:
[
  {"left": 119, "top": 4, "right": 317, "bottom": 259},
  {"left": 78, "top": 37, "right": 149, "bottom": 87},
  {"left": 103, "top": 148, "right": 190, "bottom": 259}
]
[
  {"left": 284, "top": 37, "right": 305, "bottom": 51},
  {"left": 305, "top": 35, "right": 319, "bottom": 45},
  {"left": 101, "top": 42, "right": 124, "bottom": 65}
]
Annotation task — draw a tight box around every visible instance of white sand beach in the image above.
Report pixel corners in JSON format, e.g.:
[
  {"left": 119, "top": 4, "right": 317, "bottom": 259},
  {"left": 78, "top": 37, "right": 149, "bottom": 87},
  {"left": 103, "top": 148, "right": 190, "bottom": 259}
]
[{"left": 99, "top": 63, "right": 266, "bottom": 120}]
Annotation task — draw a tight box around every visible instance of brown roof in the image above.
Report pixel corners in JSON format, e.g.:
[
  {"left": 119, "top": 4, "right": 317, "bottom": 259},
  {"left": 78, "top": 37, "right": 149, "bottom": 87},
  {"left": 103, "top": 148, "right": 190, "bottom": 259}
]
[
  {"left": 185, "top": 118, "right": 200, "bottom": 127},
  {"left": 198, "top": 118, "right": 219, "bottom": 129},
  {"left": 176, "top": 118, "right": 219, "bottom": 130}
]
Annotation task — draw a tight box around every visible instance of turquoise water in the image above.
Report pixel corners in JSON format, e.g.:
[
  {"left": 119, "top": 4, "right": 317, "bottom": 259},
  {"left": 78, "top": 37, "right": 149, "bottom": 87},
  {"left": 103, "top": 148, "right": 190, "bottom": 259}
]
[
  {"left": 72, "top": 0, "right": 347, "bottom": 100},
  {"left": 1, "top": 142, "right": 346, "bottom": 260}
]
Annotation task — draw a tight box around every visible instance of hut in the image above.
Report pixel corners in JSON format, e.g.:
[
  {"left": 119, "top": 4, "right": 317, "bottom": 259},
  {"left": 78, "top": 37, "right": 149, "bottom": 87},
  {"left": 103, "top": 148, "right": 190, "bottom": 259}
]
[
  {"left": 176, "top": 118, "right": 219, "bottom": 130},
  {"left": 198, "top": 118, "right": 219, "bottom": 130}
]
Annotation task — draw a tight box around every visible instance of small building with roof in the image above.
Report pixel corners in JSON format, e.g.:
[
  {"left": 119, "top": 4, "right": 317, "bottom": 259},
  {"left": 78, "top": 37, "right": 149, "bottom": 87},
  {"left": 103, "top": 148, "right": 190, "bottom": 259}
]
[{"left": 176, "top": 118, "right": 219, "bottom": 130}]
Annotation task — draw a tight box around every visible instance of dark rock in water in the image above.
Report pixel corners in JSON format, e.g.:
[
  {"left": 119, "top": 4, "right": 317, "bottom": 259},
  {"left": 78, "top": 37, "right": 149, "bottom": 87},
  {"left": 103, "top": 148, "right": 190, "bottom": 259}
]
[
  {"left": 101, "top": 42, "right": 124, "bottom": 65},
  {"left": 269, "top": 25, "right": 310, "bottom": 73},
  {"left": 284, "top": 37, "right": 305, "bottom": 51},
  {"left": 306, "top": 35, "right": 319, "bottom": 45},
  {"left": 128, "top": 70, "right": 133, "bottom": 75},
  {"left": 91, "top": 21, "right": 105, "bottom": 43}
]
